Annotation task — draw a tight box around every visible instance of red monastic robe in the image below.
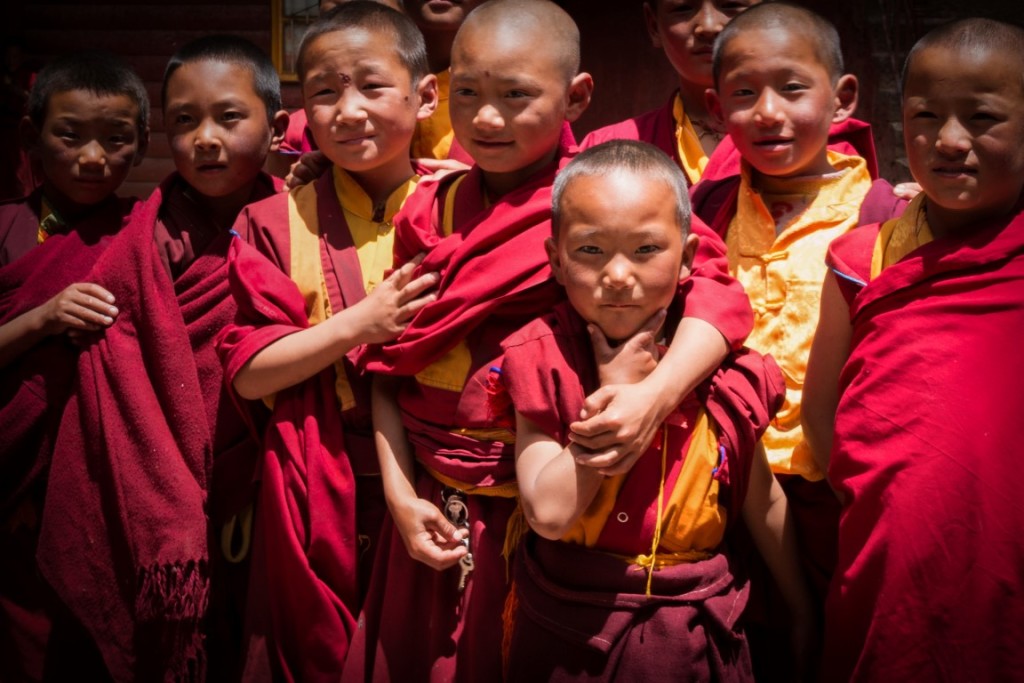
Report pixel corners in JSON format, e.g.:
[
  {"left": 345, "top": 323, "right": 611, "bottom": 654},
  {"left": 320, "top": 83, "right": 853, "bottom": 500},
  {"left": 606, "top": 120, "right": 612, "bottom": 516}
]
[
  {"left": 32, "top": 173, "right": 277, "bottom": 682},
  {"left": 821, "top": 201, "right": 1024, "bottom": 681},
  {"left": 0, "top": 192, "right": 134, "bottom": 682},
  {"left": 347, "top": 127, "right": 754, "bottom": 681},
  {"left": 499, "top": 303, "right": 784, "bottom": 682}
]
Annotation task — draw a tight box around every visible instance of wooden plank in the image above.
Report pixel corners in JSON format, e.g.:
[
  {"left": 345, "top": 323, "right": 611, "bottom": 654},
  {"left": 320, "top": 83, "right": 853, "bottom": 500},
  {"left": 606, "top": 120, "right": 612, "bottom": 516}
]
[{"left": 23, "top": 30, "right": 270, "bottom": 56}]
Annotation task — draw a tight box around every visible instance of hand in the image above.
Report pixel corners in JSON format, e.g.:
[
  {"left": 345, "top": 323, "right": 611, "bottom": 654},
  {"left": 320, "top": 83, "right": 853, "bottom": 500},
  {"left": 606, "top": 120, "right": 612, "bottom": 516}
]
[
  {"left": 414, "top": 157, "right": 471, "bottom": 178},
  {"left": 892, "top": 181, "right": 922, "bottom": 201},
  {"left": 569, "top": 378, "right": 670, "bottom": 476},
  {"left": 42, "top": 282, "right": 118, "bottom": 336},
  {"left": 392, "top": 496, "right": 469, "bottom": 570},
  {"left": 284, "top": 150, "right": 331, "bottom": 190},
  {"left": 591, "top": 309, "right": 664, "bottom": 386},
  {"left": 346, "top": 254, "right": 439, "bottom": 345}
]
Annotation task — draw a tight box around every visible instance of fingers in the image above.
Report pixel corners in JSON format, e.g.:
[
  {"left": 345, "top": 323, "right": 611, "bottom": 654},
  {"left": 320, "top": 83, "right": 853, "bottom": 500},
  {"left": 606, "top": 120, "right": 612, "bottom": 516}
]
[
  {"left": 53, "top": 283, "right": 119, "bottom": 331},
  {"left": 398, "top": 271, "right": 440, "bottom": 305},
  {"left": 892, "top": 182, "right": 923, "bottom": 201},
  {"left": 574, "top": 385, "right": 616, "bottom": 425}
]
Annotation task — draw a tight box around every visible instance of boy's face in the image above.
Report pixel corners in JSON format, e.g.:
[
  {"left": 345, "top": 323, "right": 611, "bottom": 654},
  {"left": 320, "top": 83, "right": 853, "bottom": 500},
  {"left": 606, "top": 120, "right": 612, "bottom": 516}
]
[
  {"left": 164, "top": 60, "right": 278, "bottom": 203},
  {"left": 904, "top": 44, "right": 1024, "bottom": 228},
  {"left": 644, "top": 0, "right": 759, "bottom": 90},
  {"left": 450, "top": 26, "right": 590, "bottom": 192},
  {"left": 28, "top": 89, "right": 144, "bottom": 212},
  {"left": 547, "top": 171, "right": 697, "bottom": 343},
  {"left": 708, "top": 26, "right": 848, "bottom": 179},
  {"left": 303, "top": 29, "right": 436, "bottom": 182}
]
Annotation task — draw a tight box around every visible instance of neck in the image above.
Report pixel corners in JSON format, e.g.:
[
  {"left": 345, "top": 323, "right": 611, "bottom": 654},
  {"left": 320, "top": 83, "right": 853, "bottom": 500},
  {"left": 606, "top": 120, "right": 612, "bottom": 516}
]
[
  {"left": 677, "top": 78, "right": 714, "bottom": 127},
  {"left": 480, "top": 147, "right": 558, "bottom": 200},
  {"left": 347, "top": 158, "right": 415, "bottom": 209},
  {"left": 423, "top": 33, "right": 454, "bottom": 74},
  {"left": 925, "top": 194, "right": 1022, "bottom": 240},
  {"left": 184, "top": 182, "right": 254, "bottom": 232}
]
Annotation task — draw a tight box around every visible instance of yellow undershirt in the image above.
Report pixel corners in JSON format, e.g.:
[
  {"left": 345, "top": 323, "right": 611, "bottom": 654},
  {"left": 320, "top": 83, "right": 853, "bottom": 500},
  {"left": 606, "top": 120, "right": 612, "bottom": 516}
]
[
  {"left": 672, "top": 94, "right": 711, "bottom": 186},
  {"left": 871, "top": 193, "right": 934, "bottom": 278}
]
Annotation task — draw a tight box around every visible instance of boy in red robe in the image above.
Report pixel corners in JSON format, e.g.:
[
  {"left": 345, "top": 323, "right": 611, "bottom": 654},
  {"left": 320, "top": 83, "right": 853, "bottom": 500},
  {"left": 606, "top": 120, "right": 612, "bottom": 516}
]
[
  {"left": 0, "top": 51, "right": 147, "bottom": 683},
  {"left": 803, "top": 18, "right": 1024, "bottom": 681},
  {"left": 502, "top": 139, "right": 812, "bottom": 682},
  {"left": 346, "top": 1, "right": 756, "bottom": 680},
  {"left": 217, "top": 4, "right": 440, "bottom": 680},
  {"left": 31, "top": 35, "right": 288, "bottom": 681}
]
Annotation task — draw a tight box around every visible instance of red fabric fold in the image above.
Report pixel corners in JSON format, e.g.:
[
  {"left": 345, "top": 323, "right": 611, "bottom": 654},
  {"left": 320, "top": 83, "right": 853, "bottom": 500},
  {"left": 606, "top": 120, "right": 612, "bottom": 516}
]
[{"left": 822, "top": 203, "right": 1024, "bottom": 681}]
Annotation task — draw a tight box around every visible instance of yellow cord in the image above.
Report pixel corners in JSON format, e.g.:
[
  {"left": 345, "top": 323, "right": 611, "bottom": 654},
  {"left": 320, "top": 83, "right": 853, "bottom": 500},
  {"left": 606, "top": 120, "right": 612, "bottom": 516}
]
[{"left": 644, "top": 425, "right": 670, "bottom": 596}]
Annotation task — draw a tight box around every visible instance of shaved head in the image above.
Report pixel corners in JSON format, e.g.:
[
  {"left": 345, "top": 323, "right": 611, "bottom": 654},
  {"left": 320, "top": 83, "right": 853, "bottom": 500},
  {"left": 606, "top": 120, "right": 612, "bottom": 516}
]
[
  {"left": 902, "top": 17, "right": 1024, "bottom": 92},
  {"left": 456, "top": 0, "right": 580, "bottom": 81}
]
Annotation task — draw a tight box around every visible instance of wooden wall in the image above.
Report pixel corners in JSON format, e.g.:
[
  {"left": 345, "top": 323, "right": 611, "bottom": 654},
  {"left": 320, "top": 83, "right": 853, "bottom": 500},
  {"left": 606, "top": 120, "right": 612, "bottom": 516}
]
[{"left": 7, "top": 1, "right": 1024, "bottom": 198}]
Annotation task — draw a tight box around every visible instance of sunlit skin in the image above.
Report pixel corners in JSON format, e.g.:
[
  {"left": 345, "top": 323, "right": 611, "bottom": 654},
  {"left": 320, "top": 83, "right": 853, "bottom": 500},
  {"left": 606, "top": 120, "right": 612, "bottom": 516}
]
[
  {"left": 404, "top": 0, "right": 491, "bottom": 72},
  {"left": 644, "top": 0, "right": 759, "bottom": 129},
  {"left": 449, "top": 25, "right": 591, "bottom": 198},
  {"left": 708, "top": 25, "right": 857, "bottom": 179},
  {"left": 302, "top": 28, "right": 437, "bottom": 203},
  {"left": 904, "top": 44, "right": 1024, "bottom": 238},
  {"left": 547, "top": 171, "right": 698, "bottom": 344},
  {"left": 24, "top": 89, "right": 145, "bottom": 217},
  {"left": 164, "top": 60, "right": 286, "bottom": 226}
]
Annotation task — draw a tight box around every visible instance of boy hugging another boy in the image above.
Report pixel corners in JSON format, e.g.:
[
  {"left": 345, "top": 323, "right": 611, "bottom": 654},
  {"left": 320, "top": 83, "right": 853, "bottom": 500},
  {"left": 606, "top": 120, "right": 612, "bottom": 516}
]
[
  {"left": 0, "top": 51, "right": 147, "bottom": 683},
  {"left": 501, "top": 140, "right": 811, "bottom": 682},
  {"left": 218, "top": 3, "right": 438, "bottom": 679},
  {"left": 803, "top": 18, "right": 1024, "bottom": 681},
  {"left": 31, "top": 35, "right": 287, "bottom": 680},
  {"left": 348, "top": 0, "right": 756, "bottom": 680}
]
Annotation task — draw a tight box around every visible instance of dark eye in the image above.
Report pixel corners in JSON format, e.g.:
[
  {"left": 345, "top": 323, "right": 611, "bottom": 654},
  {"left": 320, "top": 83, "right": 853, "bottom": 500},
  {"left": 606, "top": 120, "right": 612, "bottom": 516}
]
[
  {"left": 636, "top": 244, "right": 662, "bottom": 255},
  {"left": 453, "top": 87, "right": 477, "bottom": 97},
  {"left": 576, "top": 245, "right": 602, "bottom": 255},
  {"left": 174, "top": 113, "right": 194, "bottom": 125},
  {"left": 911, "top": 110, "right": 938, "bottom": 120},
  {"left": 222, "top": 111, "right": 243, "bottom": 123}
]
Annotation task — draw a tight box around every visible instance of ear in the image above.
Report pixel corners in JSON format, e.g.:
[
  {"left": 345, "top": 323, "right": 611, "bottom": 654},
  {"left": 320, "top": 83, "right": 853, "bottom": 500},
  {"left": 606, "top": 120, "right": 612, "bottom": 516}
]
[
  {"left": 19, "top": 115, "right": 40, "bottom": 152},
  {"left": 544, "top": 236, "right": 565, "bottom": 285},
  {"left": 679, "top": 233, "right": 700, "bottom": 279},
  {"left": 564, "top": 72, "right": 594, "bottom": 124},
  {"left": 832, "top": 74, "right": 858, "bottom": 124},
  {"left": 705, "top": 87, "right": 725, "bottom": 127},
  {"left": 134, "top": 126, "right": 150, "bottom": 167},
  {"left": 415, "top": 72, "right": 440, "bottom": 122},
  {"left": 268, "top": 109, "right": 290, "bottom": 153},
  {"left": 642, "top": 2, "right": 663, "bottom": 50}
]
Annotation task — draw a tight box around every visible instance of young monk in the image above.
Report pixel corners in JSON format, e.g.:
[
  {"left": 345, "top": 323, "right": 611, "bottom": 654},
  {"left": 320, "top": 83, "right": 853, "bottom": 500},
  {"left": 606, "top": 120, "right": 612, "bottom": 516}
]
[
  {"left": 345, "top": 1, "right": 755, "bottom": 680},
  {"left": 29, "top": 35, "right": 287, "bottom": 680},
  {"left": 803, "top": 18, "right": 1024, "bottom": 681},
  {"left": 0, "top": 51, "right": 147, "bottom": 682},
  {"left": 217, "top": 4, "right": 439, "bottom": 679},
  {"left": 503, "top": 140, "right": 811, "bottom": 681}
]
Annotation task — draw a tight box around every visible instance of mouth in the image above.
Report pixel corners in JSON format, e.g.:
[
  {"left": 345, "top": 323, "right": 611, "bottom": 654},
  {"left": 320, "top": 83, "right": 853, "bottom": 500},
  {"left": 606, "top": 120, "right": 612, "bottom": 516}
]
[
  {"left": 753, "top": 137, "right": 795, "bottom": 151},
  {"left": 336, "top": 134, "right": 374, "bottom": 145},
  {"left": 932, "top": 165, "right": 977, "bottom": 178},
  {"left": 196, "top": 162, "right": 228, "bottom": 173},
  {"left": 472, "top": 138, "right": 514, "bottom": 150}
]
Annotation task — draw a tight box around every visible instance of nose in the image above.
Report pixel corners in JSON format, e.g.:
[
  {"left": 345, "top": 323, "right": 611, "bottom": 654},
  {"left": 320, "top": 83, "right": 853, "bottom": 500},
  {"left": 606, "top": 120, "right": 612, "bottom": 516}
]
[
  {"left": 335, "top": 91, "right": 368, "bottom": 126},
  {"left": 935, "top": 116, "right": 970, "bottom": 156},
  {"left": 753, "top": 90, "right": 783, "bottom": 127},
  {"left": 473, "top": 102, "right": 505, "bottom": 131},
  {"left": 194, "top": 118, "right": 221, "bottom": 151},
  {"left": 602, "top": 254, "right": 636, "bottom": 290},
  {"left": 78, "top": 139, "right": 107, "bottom": 170},
  {"left": 693, "top": 3, "right": 727, "bottom": 38}
]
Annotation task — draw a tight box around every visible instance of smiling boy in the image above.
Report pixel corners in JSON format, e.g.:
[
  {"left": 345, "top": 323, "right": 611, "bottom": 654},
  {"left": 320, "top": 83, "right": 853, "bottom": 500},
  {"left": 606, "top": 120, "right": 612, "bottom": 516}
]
[
  {"left": 31, "top": 35, "right": 288, "bottom": 680},
  {"left": 803, "top": 18, "right": 1024, "bottom": 681}
]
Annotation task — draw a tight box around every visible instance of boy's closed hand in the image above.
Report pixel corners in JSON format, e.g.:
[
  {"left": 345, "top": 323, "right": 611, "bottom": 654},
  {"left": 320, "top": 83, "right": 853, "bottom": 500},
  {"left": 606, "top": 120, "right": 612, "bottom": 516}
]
[
  {"left": 284, "top": 150, "right": 331, "bottom": 190},
  {"left": 350, "top": 255, "right": 439, "bottom": 345},
  {"left": 392, "top": 496, "right": 469, "bottom": 571},
  {"left": 43, "top": 282, "right": 118, "bottom": 337},
  {"left": 591, "top": 309, "right": 664, "bottom": 386}
]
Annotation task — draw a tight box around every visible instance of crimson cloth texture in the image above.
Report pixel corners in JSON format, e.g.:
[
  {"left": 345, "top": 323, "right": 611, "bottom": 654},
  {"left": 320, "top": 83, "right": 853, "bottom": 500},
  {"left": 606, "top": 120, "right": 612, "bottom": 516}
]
[
  {"left": 822, "top": 203, "right": 1024, "bottom": 681},
  {"left": 0, "top": 192, "right": 133, "bottom": 681},
  {"left": 217, "top": 175, "right": 377, "bottom": 681},
  {"left": 498, "top": 303, "right": 784, "bottom": 682},
  {"left": 32, "top": 173, "right": 273, "bottom": 681}
]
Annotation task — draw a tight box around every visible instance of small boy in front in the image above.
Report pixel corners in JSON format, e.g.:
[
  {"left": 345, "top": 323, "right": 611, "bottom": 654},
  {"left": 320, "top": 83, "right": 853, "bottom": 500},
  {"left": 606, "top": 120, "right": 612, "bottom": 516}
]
[
  {"left": 803, "top": 18, "right": 1024, "bottom": 681},
  {"left": 696, "top": 1, "right": 906, "bottom": 616},
  {"left": 503, "top": 140, "right": 811, "bottom": 681},
  {"left": 348, "top": 1, "right": 757, "bottom": 680},
  {"left": 217, "top": 3, "right": 439, "bottom": 679},
  {"left": 31, "top": 35, "right": 287, "bottom": 681},
  {"left": 0, "top": 50, "right": 147, "bottom": 683}
]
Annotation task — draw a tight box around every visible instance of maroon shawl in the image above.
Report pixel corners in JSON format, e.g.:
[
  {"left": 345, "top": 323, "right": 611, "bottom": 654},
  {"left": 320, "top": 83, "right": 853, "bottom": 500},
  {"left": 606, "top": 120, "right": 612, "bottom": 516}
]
[{"left": 822, "top": 203, "right": 1024, "bottom": 681}]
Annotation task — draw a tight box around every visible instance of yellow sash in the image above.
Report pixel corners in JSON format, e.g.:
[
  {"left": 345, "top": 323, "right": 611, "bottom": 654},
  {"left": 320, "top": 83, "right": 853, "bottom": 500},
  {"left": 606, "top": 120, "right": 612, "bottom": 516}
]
[
  {"left": 871, "top": 193, "right": 934, "bottom": 279},
  {"left": 673, "top": 94, "right": 710, "bottom": 186}
]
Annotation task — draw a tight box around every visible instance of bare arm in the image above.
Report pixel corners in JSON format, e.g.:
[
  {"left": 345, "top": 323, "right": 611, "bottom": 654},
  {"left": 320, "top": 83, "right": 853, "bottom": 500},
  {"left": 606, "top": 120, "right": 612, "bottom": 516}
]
[
  {"left": 514, "top": 411, "right": 605, "bottom": 540},
  {"left": 0, "top": 282, "right": 118, "bottom": 369},
  {"left": 232, "top": 260, "right": 438, "bottom": 400},
  {"left": 802, "top": 271, "right": 852, "bottom": 478},
  {"left": 570, "top": 316, "right": 729, "bottom": 475},
  {"left": 372, "top": 374, "right": 467, "bottom": 570},
  {"left": 742, "top": 442, "right": 816, "bottom": 678}
]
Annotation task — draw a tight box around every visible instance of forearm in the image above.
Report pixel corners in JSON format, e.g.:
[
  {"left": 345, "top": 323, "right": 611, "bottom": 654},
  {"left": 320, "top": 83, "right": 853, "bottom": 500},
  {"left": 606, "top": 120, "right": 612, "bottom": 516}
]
[
  {"left": 0, "top": 307, "right": 52, "bottom": 369},
  {"left": 523, "top": 443, "right": 604, "bottom": 540},
  {"left": 233, "top": 309, "right": 366, "bottom": 400},
  {"left": 647, "top": 317, "right": 729, "bottom": 414},
  {"left": 372, "top": 374, "right": 419, "bottom": 511}
]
